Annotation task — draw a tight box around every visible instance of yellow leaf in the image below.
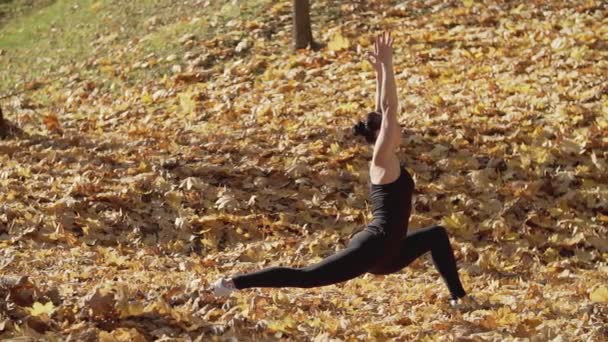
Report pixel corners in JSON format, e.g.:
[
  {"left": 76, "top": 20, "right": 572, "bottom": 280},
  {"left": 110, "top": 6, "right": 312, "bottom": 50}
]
[
  {"left": 270, "top": 2, "right": 290, "bottom": 14},
  {"left": 141, "top": 92, "right": 153, "bottom": 104},
  {"left": 442, "top": 212, "right": 475, "bottom": 239},
  {"left": 431, "top": 95, "right": 445, "bottom": 106},
  {"left": 104, "top": 248, "right": 128, "bottom": 267},
  {"left": 266, "top": 316, "right": 296, "bottom": 334},
  {"left": 164, "top": 191, "right": 182, "bottom": 209},
  {"left": 360, "top": 60, "right": 373, "bottom": 72},
  {"left": 330, "top": 142, "right": 340, "bottom": 154},
  {"left": 117, "top": 302, "right": 145, "bottom": 319},
  {"left": 91, "top": 1, "right": 103, "bottom": 12},
  {"left": 335, "top": 102, "right": 359, "bottom": 115},
  {"left": 495, "top": 306, "right": 519, "bottom": 326},
  {"left": 200, "top": 238, "right": 216, "bottom": 247},
  {"left": 570, "top": 45, "right": 589, "bottom": 61},
  {"left": 328, "top": 31, "right": 350, "bottom": 51},
  {"left": 590, "top": 285, "right": 608, "bottom": 303},
  {"left": 471, "top": 103, "right": 485, "bottom": 115},
  {"left": 462, "top": 0, "right": 474, "bottom": 8},
  {"left": 596, "top": 214, "right": 608, "bottom": 223},
  {"left": 179, "top": 91, "right": 196, "bottom": 115},
  {"left": 27, "top": 302, "right": 55, "bottom": 317},
  {"left": 98, "top": 331, "right": 117, "bottom": 342}
]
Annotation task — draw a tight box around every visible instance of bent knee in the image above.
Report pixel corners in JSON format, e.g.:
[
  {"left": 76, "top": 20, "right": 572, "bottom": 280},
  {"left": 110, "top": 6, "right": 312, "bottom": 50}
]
[
  {"left": 368, "top": 267, "right": 394, "bottom": 275},
  {"left": 431, "top": 225, "right": 448, "bottom": 237}
]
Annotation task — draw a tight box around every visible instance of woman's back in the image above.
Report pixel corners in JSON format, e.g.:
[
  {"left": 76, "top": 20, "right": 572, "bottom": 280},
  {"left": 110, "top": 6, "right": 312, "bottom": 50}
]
[{"left": 366, "top": 165, "right": 415, "bottom": 238}]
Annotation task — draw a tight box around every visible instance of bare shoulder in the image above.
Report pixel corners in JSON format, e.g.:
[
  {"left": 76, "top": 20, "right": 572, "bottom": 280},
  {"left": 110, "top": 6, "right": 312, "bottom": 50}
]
[{"left": 369, "top": 155, "right": 400, "bottom": 185}]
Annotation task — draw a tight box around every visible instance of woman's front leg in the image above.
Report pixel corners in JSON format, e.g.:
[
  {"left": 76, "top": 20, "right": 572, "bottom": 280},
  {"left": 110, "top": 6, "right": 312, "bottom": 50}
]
[{"left": 231, "top": 230, "right": 384, "bottom": 289}]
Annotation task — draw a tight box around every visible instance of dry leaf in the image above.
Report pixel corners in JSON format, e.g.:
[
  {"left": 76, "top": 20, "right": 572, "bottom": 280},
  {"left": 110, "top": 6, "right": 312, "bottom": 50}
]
[
  {"left": 327, "top": 31, "right": 350, "bottom": 51},
  {"left": 589, "top": 285, "right": 608, "bottom": 303},
  {"left": 27, "top": 302, "right": 55, "bottom": 317}
]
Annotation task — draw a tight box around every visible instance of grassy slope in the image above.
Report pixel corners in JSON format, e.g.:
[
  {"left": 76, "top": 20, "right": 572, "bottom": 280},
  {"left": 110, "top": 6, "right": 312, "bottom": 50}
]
[
  {"left": 0, "top": 0, "right": 269, "bottom": 94},
  {"left": 0, "top": 0, "right": 55, "bottom": 27},
  {"left": 1, "top": 0, "right": 607, "bottom": 341}
]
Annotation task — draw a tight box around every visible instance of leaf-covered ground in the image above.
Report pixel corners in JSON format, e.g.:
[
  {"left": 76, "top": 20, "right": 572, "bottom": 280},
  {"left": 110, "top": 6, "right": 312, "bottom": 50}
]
[{"left": 1, "top": 0, "right": 607, "bottom": 340}]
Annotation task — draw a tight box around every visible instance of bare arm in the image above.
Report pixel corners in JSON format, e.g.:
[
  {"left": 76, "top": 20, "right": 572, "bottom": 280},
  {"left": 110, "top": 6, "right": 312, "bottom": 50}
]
[
  {"left": 367, "top": 37, "right": 384, "bottom": 113},
  {"left": 375, "top": 64, "right": 383, "bottom": 112},
  {"left": 372, "top": 32, "right": 401, "bottom": 166}
]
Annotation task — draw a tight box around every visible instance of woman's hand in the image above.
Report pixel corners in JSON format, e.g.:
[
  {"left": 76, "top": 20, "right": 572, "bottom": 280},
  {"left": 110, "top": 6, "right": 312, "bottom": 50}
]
[
  {"left": 376, "top": 31, "right": 394, "bottom": 64},
  {"left": 366, "top": 39, "right": 382, "bottom": 74},
  {"left": 368, "top": 31, "right": 395, "bottom": 112},
  {"left": 366, "top": 31, "right": 394, "bottom": 72}
]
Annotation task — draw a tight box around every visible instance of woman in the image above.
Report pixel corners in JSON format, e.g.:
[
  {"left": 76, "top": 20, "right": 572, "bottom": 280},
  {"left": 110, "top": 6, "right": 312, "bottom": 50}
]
[{"left": 211, "top": 32, "right": 474, "bottom": 308}]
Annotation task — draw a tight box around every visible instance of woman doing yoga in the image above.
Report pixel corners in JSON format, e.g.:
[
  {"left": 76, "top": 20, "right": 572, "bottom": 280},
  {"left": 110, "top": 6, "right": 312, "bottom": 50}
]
[{"left": 211, "top": 31, "right": 474, "bottom": 307}]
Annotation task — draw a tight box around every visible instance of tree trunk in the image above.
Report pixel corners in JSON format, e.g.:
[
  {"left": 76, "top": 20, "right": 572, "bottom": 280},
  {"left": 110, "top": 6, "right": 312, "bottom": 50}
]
[
  {"left": 293, "top": 0, "right": 315, "bottom": 50},
  {"left": 0, "top": 104, "right": 4, "bottom": 136}
]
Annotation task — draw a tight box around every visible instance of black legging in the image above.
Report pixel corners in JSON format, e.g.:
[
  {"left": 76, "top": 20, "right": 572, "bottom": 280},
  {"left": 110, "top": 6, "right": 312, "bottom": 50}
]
[{"left": 231, "top": 225, "right": 466, "bottom": 299}]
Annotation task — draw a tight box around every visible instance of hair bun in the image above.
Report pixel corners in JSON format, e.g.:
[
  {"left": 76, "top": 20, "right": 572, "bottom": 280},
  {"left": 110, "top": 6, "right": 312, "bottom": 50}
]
[{"left": 353, "top": 121, "right": 367, "bottom": 136}]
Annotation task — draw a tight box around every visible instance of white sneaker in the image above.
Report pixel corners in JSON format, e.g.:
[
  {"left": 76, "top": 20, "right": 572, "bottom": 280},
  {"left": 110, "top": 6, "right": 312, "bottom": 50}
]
[
  {"left": 449, "top": 295, "right": 480, "bottom": 310},
  {"left": 212, "top": 278, "right": 236, "bottom": 297}
]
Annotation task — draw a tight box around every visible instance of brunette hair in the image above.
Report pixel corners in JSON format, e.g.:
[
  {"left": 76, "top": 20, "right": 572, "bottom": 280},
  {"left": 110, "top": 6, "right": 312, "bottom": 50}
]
[{"left": 353, "top": 111, "right": 382, "bottom": 143}]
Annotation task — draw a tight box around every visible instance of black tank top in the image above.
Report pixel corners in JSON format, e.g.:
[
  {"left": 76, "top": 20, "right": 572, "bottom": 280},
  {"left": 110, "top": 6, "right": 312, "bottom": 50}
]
[{"left": 365, "top": 165, "right": 415, "bottom": 238}]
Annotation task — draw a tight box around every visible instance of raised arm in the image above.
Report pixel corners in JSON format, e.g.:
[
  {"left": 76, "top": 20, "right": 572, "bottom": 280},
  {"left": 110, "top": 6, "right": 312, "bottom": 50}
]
[
  {"left": 367, "top": 38, "right": 384, "bottom": 112},
  {"left": 371, "top": 32, "right": 401, "bottom": 166},
  {"left": 375, "top": 66, "right": 383, "bottom": 112}
]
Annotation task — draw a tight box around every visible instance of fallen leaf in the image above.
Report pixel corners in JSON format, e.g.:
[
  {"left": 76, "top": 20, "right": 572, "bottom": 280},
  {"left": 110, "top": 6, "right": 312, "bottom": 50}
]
[
  {"left": 27, "top": 301, "right": 55, "bottom": 317},
  {"left": 327, "top": 31, "right": 350, "bottom": 51},
  {"left": 589, "top": 285, "right": 608, "bottom": 303}
]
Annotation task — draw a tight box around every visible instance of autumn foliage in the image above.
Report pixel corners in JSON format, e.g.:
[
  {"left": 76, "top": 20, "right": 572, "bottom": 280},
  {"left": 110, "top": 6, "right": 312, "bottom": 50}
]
[{"left": 0, "top": 0, "right": 607, "bottom": 340}]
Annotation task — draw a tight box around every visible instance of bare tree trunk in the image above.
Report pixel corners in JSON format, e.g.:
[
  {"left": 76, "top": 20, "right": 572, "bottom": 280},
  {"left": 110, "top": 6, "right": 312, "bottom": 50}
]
[
  {"left": 293, "top": 0, "right": 315, "bottom": 50},
  {"left": 0, "top": 104, "right": 4, "bottom": 136},
  {"left": 0, "top": 105, "right": 22, "bottom": 138}
]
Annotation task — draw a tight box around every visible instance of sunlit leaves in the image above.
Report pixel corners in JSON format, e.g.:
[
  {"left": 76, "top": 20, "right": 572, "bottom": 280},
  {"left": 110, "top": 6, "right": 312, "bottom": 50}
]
[
  {"left": 589, "top": 285, "right": 608, "bottom": 303},
  {"left": 26, "top": 302, "right": 55, "bottom": 317},
  {"left": 1, "top": 0, "right": 607, "bottom": 340},
  {"left": 327, "top": 31, "right": 350, "bottom": 52}
]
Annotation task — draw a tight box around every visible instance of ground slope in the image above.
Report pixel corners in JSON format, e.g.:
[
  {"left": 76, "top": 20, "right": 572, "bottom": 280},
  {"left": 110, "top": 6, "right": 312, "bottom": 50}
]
[{"left": 0, "top": 0, "right": 607, "bottom": 340}]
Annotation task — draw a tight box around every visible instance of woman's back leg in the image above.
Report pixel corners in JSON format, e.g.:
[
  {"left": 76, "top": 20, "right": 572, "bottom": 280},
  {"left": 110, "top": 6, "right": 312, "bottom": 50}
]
[
  {"left": 232, "top": 230, "right": 385, "bottom": 289},
  {"left": 373, "top": 225, "right": 467, "bottom": 299}
]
